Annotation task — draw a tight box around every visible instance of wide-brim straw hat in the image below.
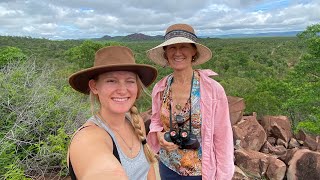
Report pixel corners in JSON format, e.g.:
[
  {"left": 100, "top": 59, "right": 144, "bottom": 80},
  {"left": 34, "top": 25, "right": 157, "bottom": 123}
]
[
  {"left": 147, "top": 24, "right": 213, "bottom": 67},
  {"left": 69, "top": 46, "right": 158, "bottom": 94}
]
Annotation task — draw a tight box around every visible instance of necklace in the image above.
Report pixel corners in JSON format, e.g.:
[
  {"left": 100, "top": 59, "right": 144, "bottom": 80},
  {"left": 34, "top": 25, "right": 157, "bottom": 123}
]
[
  {"left": 97, "top": 113, "right": 134, "bottom": 156},
  {"left": 175, "top": 103, "right": 182, "bottom": 110},
  {"left": 113, "top": 127, "right": 134, "bottom": 156}
]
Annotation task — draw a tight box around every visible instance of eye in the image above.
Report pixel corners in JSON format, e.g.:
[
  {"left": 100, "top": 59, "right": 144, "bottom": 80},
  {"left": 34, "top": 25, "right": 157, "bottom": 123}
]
[
  {"left": 181, "top": 45, "right": 190, "bottom": 49},
  {"left": 127, "top": 79, "right": 137, "bottom": 84},
  {"left": 105, "top": 79, "right": 116, "bottom": 83}
]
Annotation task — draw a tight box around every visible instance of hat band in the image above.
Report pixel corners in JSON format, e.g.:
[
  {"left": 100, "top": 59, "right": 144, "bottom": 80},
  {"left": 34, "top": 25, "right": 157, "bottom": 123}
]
[{"left": 165, "top": 30, "right": 197, "bottom": 42}]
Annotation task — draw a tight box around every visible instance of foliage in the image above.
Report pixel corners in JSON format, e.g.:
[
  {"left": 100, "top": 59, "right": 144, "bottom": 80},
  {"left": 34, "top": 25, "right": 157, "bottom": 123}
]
[
  {"left": 3, "top": 163, "right": 31, "bottom": 180},
  {"left": 64, "top": 40, "right": 122, "bottom": 69},
  {"left": 0, "top": 57, "right": 89, "bottom": 178},
  {"left": 288, "top": 23, "right": 320, "bottom": 133},
  {"left": 0, "top": 46, "right": 26, "bottom": 68},
  {"left": 295, "top": 117, "right": 320, "bottom": 135},
  {"left": 297, "top": 23, "right": 320, "bottom": 57},
  {"left": 0, "top": 25, "right": 319, "bottom": 178}
]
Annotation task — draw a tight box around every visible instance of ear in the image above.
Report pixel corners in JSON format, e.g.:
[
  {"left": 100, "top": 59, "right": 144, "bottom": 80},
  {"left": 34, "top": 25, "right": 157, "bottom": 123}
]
[
  {"left": 88, "top": 79, "right": 98, "bottom": 94},
  {"left": 192, "top": 47, "right": 197, "bottom": 57}
]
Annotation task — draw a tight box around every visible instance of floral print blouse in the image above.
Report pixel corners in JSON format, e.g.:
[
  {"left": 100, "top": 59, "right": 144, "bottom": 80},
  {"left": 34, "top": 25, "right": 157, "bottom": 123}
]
[{"left": 159, "top": 71, "right": 202, "bottom": 176}]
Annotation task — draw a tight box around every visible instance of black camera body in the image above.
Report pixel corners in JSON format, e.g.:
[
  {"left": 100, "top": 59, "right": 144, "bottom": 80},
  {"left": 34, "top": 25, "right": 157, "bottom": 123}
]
[{"left": 164, "top": 129, "right": 200, "bottom": 149}]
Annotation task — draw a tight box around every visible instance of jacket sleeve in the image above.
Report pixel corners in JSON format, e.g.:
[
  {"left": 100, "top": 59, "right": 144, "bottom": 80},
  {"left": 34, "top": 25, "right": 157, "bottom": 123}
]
[
  {"left": 213, "top": 87, "right": 235, "bottom": 180},
  {"left": 146, "top": 83, "right": 164, "bottom": 153}
]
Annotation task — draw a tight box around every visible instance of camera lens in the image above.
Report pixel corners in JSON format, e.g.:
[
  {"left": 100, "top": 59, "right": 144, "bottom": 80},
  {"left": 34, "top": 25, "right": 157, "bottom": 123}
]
[
  {"left": 170, "top": 130, "right": 179, "bottom": 140},
  {"left": 180, "top": 130, "right": 189, "bottom": 141}
]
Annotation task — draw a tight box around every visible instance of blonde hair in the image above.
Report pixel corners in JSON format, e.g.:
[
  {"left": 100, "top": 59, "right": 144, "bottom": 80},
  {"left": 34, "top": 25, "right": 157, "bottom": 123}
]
[
  {"left": 130, "top": 76, "right": 156, "bottom": 164},
  {"left": 89, "top": 74, "right": 156, "bottom": 164},
  {"left": 130, "top": 105, "right": 156, "bottom": 164}
]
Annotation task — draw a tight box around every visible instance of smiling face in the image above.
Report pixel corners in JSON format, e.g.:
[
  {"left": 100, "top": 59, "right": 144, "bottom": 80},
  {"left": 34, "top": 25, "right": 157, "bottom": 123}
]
[
  {"left": 165, "top": 43, "right": 197, "bottom": 71},
  {"left": 89, "top": 71, "right": 138, "bottom": 115}
]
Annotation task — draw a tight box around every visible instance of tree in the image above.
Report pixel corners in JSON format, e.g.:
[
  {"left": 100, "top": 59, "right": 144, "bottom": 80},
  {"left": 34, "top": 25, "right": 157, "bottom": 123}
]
[
  {"left": 0, "top": 47, "right": 26, "bottom": 68},
  {"left": 285, "top": 23, "right": 320, "bottom": 133}
]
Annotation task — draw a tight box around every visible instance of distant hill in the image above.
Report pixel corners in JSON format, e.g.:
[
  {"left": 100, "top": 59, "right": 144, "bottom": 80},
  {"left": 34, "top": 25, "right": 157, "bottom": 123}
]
[
  {"left": 210, "top": 31, "right": 301, "bottom": 38},
  {"left": 90, "top": 31, "right": 301, "bottom": 41},
  {"left": 92, "top": 33, "right": 163, "bottom": 41}
]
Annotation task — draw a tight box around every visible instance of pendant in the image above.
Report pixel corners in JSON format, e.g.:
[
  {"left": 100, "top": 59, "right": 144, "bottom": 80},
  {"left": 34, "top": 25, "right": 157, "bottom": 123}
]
[{"left": 175, "top": 104, "right": 182, "bottom": 110}]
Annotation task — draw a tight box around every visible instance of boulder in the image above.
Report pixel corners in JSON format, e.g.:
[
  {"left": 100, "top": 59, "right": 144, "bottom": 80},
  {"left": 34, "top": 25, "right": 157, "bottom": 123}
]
[
  {"left": 232, "top": 166, "right": 249, "bottom": 180},
  {"left": 234, "top": 148, "right": 269, "bottom": 178},
  {"left": 266, "top": 157, "right": 286, "bottom": 180},
  {"left": 227, "top": 96, "right": 245, "bottom": 125},
  {"left": 233, "top": 115, "right": 267, "bottom": 151},
  {"left": 261, "top": 116, "right": 292, "bottom": 143},
  {"left": 287, "top": 149, "right": 320, "bottom": 180}
]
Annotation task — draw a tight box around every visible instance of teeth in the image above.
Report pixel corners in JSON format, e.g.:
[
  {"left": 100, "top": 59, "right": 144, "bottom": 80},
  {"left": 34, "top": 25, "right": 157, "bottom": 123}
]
[
  {"left": 174, "top": 58, "right": 184, "bottom": 62},
  {"left": 112, "top": 98, "right": 128, "bottom": 102}
]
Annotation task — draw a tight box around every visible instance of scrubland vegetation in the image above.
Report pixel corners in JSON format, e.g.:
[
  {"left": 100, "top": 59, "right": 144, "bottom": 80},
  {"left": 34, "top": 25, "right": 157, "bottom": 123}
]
[{"left": 0, "top": 24, "right": 319, "bottom": 179}]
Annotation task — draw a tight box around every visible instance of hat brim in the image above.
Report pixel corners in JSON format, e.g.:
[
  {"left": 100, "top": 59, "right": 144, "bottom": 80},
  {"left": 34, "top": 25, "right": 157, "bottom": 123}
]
[
  {"left": 147, "top": 37, "right": 213, "bottom": 66},
  {"left": 69, "top": 64, "right": 157, "bottom": 94}
]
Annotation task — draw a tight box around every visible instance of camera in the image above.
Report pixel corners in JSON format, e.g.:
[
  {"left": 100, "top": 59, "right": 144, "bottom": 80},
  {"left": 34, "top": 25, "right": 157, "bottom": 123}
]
[{"left": 164, "top": 115, "right": 200, "bottom": 149}]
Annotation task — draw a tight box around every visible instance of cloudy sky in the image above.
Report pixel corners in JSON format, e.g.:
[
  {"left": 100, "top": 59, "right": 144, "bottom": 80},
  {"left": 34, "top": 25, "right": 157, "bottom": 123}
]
[{"left": 0, "top": 0, "right": 319, "bottom": 40}]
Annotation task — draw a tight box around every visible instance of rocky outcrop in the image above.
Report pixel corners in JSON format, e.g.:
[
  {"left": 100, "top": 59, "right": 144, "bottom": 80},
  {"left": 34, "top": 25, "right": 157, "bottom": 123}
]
[{"left": 231, "top": 96, "right": 320, "bottom": 180}]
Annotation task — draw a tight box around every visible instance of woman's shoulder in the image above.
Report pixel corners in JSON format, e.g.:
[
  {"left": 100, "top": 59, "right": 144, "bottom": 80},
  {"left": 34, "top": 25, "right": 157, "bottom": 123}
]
[
  {"left": 197, "top": 69, "right": 222, "bottom": 86},
  {"left": 154, "top": 75, "right": 170, "bottom": 86},
  {"left": 70, "top": 121, "right": 113, "bottom": 149},
  {"left": 152, "top": 74, "right": 171, "bottom": 94},
  {"left": 197, "top": 69, "right": 227, "bottom": 98},
  {"left": 68, "top": 123, "right": 126, "bottom": 179}
]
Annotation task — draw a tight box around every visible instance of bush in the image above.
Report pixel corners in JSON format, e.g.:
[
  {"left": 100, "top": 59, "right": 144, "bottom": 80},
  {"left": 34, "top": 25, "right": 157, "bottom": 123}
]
[
  {"left": 0, "top": 57, "right": 90, "bottom": 178},
  {"left": 0, "top": 46, "right": 26, "bottom": 68}
]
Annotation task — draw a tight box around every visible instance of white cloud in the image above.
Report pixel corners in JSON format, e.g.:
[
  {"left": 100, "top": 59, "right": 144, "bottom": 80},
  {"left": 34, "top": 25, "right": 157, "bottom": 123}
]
[{"left": 0, "top": 0, "right": 319, "bottom": 39}]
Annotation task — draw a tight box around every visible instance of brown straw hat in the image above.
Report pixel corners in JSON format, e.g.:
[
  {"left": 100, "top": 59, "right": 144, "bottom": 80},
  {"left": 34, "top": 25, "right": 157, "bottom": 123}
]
[
  {"left": 147, "top": 24, "right": 213, "bottom": 67},
  {"left": 69, "top": 46, "right": 158, "bottom": 94}
]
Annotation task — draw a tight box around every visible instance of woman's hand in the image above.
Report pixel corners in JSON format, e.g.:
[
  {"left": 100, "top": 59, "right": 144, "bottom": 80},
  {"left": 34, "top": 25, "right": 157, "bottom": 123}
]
[{"left": 157, "top": 131, "right": 179, "bottom": 151}]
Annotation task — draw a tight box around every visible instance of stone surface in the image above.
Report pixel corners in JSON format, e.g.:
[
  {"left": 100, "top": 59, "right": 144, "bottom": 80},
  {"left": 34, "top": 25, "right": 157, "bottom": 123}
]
[
  {"left": 287, "top": 149, "right": 320, "bottom": 180},
  {"left": 227, "top": 96, "right": 245, "bottom": 125},
  {"left": 234, "top": 149, "right": 269, "bottom": 178},
  {"left": 266, "top": 157, "right": 286, "bottom": 180},
  {"left": 233, "top": 115, "right": 267, "bottom": 151},
  {"left": 232, "top": 166, "right": 249, "bottom": 180},
  {"left": 261, "top": 116, "right": 292, "bottom": 143}
]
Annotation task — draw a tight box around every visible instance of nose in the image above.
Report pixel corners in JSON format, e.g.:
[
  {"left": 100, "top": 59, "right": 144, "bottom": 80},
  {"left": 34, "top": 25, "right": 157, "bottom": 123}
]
[
  {"left": 116, "top": 82, "right": 127, "bottom": 94},
  {"left": 174, "top": 48, "right": 182, "bottom": 55}
]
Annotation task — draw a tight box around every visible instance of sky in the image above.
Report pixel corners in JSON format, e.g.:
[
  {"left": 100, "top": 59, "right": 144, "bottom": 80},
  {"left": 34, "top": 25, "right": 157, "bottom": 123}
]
[{"left": 0, "top": 0, "right": 319, "bottom": 40}]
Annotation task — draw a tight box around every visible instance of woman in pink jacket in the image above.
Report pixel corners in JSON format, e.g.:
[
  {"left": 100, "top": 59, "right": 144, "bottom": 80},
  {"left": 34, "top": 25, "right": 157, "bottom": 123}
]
[{"left": 146, "top": 24, "right": 234, "bottom": 180}]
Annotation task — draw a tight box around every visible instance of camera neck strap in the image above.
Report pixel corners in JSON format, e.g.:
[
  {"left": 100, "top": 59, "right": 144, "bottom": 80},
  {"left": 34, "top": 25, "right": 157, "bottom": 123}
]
[{"left": 169, "top": 71, "right": 194, "bottom": 133}]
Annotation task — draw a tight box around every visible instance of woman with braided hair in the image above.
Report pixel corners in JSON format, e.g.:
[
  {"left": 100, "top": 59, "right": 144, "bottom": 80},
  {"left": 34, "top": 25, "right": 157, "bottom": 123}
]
[{"left": 67, "top": 46, "right": 158, "bottom": 180}]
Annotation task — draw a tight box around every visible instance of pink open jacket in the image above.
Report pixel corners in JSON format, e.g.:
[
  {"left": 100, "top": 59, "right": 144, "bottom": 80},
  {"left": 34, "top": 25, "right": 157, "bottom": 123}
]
[{"left": 147, "top": 69, "right": 234, "bottom": 180}]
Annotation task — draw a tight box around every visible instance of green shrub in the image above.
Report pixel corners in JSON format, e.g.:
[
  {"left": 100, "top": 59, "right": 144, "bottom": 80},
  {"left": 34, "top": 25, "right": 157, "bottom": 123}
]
[
  {"left": 295, "top": 117, "right": 320, "bottom": 135},
  {"left": 0, "top": 46, "right": 26, "bottom": 68}
]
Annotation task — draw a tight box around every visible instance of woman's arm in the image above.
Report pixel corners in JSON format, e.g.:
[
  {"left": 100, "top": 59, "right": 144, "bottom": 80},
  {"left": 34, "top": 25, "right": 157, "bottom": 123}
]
[
  {"left": 147, "top": 83, "right": 165, "bottom": 152},
  {"left": 69, "top": 124, "right": 128, "bottom": 180},
  {"left": 147, "top": 164, "right": 156, "bottom": 180},
  {"left": 213, "top": 91, "right": 235, "bottom": 179}
]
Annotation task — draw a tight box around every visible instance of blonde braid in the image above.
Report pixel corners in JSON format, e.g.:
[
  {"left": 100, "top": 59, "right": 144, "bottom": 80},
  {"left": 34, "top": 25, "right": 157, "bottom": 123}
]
[{"left": 130, "top": 105, "right": 156, "bottom": 164}]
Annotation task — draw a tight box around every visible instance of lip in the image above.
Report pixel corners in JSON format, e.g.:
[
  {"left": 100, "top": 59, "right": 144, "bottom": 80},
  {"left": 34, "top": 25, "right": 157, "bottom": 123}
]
[{"left": 173, "top": 57, "right": 185, "bottom": 62}]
